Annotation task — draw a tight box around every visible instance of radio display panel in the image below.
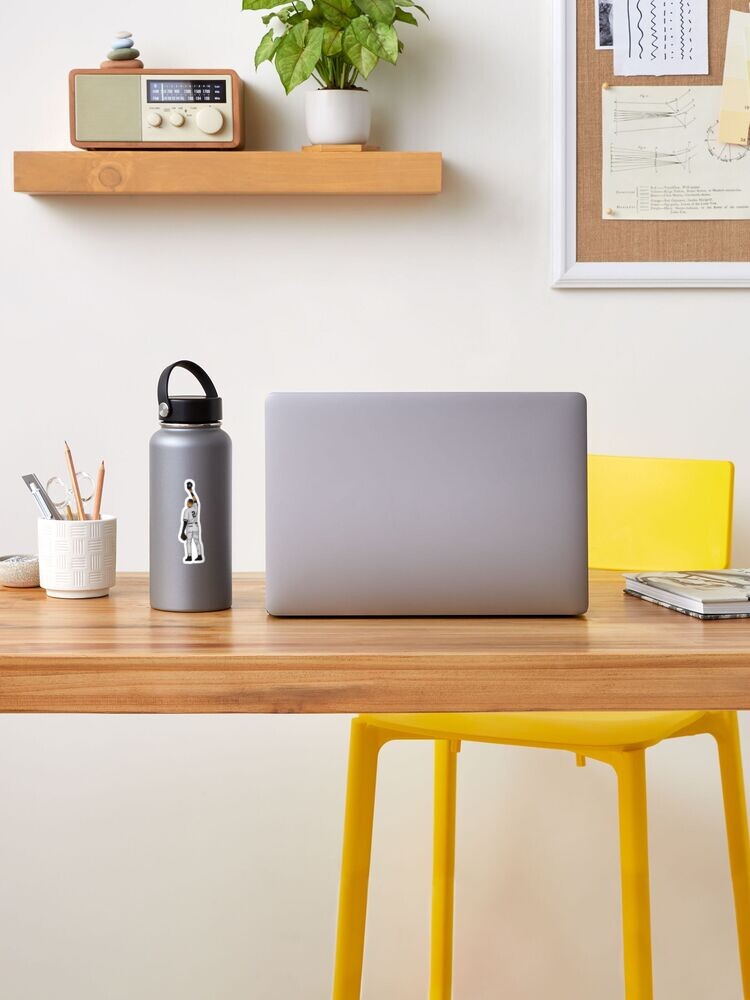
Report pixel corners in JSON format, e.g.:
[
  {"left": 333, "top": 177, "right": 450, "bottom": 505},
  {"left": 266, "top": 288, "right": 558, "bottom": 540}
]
[{"left": 147, "top": 80, "right": 227, "bottom": 104}]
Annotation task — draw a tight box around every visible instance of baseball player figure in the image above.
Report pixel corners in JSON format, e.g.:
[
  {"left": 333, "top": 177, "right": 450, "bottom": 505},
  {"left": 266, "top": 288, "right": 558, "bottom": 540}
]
[{"left": 180, "top": 480, "right": 205, "bottom": 563}]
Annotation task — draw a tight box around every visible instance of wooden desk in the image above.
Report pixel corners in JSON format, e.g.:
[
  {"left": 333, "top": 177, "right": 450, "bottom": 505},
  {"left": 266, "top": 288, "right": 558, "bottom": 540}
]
[{"left": 1, "top": 571, "right": 749, "bottom": 713}]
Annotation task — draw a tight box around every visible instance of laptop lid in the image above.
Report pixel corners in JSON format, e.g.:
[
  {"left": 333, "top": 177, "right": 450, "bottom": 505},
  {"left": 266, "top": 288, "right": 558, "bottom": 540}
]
[{"left": 265, "top": 392, "right": 588, "bottom": 616}]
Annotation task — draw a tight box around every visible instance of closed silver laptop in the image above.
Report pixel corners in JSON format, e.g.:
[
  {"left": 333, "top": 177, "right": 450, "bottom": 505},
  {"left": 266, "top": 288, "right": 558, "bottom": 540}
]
[{"left": 265, "top": 392, "right": 588, "bottom": 616}]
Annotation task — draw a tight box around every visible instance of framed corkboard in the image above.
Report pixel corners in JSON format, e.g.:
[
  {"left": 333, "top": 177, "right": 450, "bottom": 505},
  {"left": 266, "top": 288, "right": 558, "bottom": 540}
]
[{"left": 552, "top": 0, "right": 750, "bottom": 287}]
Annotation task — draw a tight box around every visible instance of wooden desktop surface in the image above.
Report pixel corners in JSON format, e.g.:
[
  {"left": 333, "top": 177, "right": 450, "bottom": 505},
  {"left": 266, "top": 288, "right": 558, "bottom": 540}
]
[{"left": 1, "top": 572, "right": 749, "bottom": 713}]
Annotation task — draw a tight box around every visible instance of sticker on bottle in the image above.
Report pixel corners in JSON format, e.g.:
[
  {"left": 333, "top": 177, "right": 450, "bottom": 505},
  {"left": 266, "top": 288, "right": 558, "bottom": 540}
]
[{"left": 180, "top": 479, "right": 205, "bottom": 564}]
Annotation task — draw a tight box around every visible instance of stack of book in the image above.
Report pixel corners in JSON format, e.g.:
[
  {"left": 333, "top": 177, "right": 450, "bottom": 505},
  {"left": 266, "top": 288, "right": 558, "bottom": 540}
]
[{"left": 624, "top": 570, "right": 750, "bottom": 620}]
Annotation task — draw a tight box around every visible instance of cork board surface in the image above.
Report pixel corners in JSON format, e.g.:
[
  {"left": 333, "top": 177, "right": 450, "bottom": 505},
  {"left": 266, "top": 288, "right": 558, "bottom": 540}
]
[{"left": 576, "top": 0, "right": 749, "bottom": 261}]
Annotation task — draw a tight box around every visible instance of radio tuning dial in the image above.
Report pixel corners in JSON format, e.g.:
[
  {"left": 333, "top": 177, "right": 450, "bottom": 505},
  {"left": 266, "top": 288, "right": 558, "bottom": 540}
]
[
  {"left": 168, "top": 111, "right": 185, "bottom": 127},
  {"left": 196, "top": 107, "right": 224, "bottom": 135},
  {"left": 147, "top": 111, "right": 163, "bottom": 127}
]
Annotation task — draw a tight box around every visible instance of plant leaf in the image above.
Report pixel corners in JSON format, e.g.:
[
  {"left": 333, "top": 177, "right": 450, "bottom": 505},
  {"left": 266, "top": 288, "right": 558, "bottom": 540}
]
[
  {"left": 342, "top": 22, "right": 379, "bottom": 76},
  {"left": 321, "top": 24, "right": 344, "bottom": 55},
  {"left": 255, "top": 28, "right": 283, "bottom": 67},
  {"left": 275, "top": 22, "right": 325, "bottom": 92},
  {"left": 243, "top": 0, "right": 287, "bottom": 9},
  {"left": 317, "top": 0, "right": 358, "bottom": 28},
  {"left": 393, "top": 0, "right": 428, "bottom": 16},
  {"left": 373, "top": 20, "right": 399, "bottom": 60},
  {"left": 261, "top": 4, "right": 294, "bottom": 21},
  {"left": 354, "top": 0, "right": 396, "bottom": 24},
  {"left": 350, "top": 15, "right": 398, "bottom": 63},
  {"left": 394, "top": 7, "right": 417, "bottom": 25}
]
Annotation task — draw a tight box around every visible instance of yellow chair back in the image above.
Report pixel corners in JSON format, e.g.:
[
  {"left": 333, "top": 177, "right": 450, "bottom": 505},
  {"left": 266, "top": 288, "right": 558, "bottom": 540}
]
[{"left": 588, "top": 454, "right": 734, "bottom": 571}]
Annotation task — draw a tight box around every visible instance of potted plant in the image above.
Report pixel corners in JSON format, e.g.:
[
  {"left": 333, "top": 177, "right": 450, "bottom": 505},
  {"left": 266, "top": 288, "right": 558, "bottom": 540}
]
[{"left": 242, "top": 0, "right": 428, "bottom": 145}]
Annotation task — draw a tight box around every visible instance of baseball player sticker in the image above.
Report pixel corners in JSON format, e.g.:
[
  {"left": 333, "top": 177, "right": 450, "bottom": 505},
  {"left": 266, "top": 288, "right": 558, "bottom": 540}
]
[{"left": 180, "top": 479, "right": 205, "bottom": 564}]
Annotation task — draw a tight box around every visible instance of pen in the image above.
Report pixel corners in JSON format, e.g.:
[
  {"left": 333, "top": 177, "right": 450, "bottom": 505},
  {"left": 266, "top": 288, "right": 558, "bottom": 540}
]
[{"left": 29, "top": 483, "right": 55, "bottom": 518}]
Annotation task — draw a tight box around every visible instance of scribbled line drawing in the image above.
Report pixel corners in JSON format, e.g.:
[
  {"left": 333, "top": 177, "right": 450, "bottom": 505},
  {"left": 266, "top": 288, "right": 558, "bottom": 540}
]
[
  {"left": 679, "top": 0, "right": 685, "bottom": 60},
  {"left": 627, "top": 0, "right": 697, "bottom": 64},
  {"left": 705, "top": 121, "right": 748, "bottom": 163},
  {"left": 624, "top": 0, "right": 646, "bottom": 59},
  {"left": 627, "top": 0, "right": 633, "bottom": 57},
  {"left": 613, "top": 91, "right": 695, "bottom": 134},
  {"left": 610, "top": 143, "right": 695, "bottom": 173},
  {"left": 636, "top": 0, "right": 645, "bottom": 57}
]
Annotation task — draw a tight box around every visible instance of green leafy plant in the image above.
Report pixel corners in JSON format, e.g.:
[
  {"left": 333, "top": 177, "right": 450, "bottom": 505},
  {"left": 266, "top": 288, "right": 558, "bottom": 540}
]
[{"left": 243, "top": 0, "right": 428, "bottom": 93}]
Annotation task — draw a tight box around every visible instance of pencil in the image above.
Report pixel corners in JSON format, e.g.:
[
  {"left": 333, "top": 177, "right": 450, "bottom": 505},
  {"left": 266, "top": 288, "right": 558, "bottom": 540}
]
[
  {"left": 92, "top": 461, "right": 105, "bottom": 521},
  {"left": 65, "top": 504, "right": 74, "bottom": 521},
  {"left": 64, "top": 440, "right": 86, "bottom": 521}
]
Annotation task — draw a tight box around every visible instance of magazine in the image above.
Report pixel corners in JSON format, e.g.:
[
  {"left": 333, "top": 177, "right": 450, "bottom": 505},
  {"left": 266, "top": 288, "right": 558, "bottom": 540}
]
[{"left": 624, "top": 570, "right": 750, "bottom": 620}]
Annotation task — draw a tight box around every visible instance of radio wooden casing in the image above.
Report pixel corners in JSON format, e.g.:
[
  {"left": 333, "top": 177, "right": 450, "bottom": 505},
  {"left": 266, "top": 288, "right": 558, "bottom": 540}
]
[{"left": 69, "top": 68, "right": 244, "bottom": 150}]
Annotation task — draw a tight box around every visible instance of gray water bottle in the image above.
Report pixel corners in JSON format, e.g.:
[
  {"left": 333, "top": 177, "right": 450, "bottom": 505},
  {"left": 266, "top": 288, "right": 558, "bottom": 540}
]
[{"left": 150, "top": 361, "right": 232, "bottom": 612}]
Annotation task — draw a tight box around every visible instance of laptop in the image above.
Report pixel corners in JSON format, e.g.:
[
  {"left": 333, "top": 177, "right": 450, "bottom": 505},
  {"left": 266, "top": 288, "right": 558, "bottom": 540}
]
[{"left": 265, "top": 392, "right": 588, "bottom": 616}]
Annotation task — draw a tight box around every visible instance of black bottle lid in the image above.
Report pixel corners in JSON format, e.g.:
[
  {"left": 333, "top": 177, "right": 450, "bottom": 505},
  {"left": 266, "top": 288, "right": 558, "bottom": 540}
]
[{"left": 157, "top": 360, "right": 223, "bottom": 424}]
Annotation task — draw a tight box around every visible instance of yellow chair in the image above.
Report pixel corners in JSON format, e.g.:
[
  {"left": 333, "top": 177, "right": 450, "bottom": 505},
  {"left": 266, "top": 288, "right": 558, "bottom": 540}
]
[{"left": 332, "top": 455, "right": 749, "bottom": 1000}]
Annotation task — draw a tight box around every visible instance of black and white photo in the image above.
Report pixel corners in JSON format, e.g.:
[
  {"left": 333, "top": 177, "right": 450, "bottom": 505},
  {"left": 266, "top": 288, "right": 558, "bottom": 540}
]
[{"left": 596, "top": 0, "right": 613, "bottom": 48}]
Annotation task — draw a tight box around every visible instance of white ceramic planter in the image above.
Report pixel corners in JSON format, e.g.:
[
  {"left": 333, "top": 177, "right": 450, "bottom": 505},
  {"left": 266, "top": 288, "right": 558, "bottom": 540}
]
[
  {"left": 38, "top": 515, "right": 117, "bottom": 599},
  {"left": 305, "top": 89, "right": 371, "bottom": 145}
]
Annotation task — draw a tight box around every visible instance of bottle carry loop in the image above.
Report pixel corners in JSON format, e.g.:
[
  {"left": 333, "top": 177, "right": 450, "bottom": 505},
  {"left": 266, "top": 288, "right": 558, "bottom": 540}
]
[{"left": 157, "top": 360, "right": 222, "bottom": 424}]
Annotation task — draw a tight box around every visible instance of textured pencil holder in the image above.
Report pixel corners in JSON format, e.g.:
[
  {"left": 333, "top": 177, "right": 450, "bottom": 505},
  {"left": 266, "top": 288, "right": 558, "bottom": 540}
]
[{"left": 37, "top": 516, "right": 117, "bottom": 599}]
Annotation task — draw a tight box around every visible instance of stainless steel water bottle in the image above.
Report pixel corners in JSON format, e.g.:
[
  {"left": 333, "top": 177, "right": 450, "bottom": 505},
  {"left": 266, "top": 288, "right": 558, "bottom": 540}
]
[{"left": 150, "top": 361, "right": 232, "bottom": 612}]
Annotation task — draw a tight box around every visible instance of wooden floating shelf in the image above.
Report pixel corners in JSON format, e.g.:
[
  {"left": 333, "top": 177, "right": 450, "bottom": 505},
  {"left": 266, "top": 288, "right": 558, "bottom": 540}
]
[{"left": 13, "top": 149, "right": 442, "bottom": 196}]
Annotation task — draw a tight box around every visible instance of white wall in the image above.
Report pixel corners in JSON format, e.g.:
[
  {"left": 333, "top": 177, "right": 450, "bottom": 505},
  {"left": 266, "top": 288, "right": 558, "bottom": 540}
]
[{"left": 1, "top": 2, "right": 748, "bottom": 998}]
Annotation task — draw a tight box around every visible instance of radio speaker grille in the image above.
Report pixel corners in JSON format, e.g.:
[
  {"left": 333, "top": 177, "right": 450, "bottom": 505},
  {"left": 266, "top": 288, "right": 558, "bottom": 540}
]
[{"left": 75, "top": 75, "right": 141, "bottom": 142}]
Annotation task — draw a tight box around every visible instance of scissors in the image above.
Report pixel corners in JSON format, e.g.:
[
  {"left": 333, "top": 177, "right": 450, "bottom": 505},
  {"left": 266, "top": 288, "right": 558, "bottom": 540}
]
[{"left": 46, "top": 471, "right": 95, "bottom": 518}]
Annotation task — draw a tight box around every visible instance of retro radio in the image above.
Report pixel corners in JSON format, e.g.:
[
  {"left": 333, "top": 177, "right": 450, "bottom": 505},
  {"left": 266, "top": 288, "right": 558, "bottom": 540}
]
[{"left": 69, "top": 69, "right": 244, "bottom": 150}]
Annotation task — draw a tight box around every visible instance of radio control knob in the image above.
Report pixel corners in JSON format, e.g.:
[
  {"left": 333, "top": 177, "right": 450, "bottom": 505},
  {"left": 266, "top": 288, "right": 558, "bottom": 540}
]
[
  {"left": 196, "top": 107, "right": 224, "bottom": 135},
  {"left": 147, "top": 111, "right": 163, "bottom": 127},
  {"left": 168, "top": 111, "right": 185, "bottom": 127}
]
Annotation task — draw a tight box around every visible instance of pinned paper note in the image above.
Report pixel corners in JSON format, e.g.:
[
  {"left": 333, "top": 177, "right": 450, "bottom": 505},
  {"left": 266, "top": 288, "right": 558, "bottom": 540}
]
[
  {"left": 602, "top": 86, "right": 750, "bottom": 220},
  {"left": 613, "top": 0, "right": 708, "bottom": 76},
  {"left": 718, "top": 9, "right": 750, "bottom": 146}
]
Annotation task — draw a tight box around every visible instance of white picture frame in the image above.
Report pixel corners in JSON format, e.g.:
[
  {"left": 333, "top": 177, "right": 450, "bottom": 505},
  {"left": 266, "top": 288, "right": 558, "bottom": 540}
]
[{"left": 551, "top": 0, "right": 750, "bottom": 288}]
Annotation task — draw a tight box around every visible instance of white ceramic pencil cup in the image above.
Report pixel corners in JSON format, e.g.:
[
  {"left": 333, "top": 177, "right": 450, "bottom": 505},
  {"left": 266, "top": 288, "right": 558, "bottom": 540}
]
[{"left": 37, "top": 516, "right": 117, "bottom": 599}]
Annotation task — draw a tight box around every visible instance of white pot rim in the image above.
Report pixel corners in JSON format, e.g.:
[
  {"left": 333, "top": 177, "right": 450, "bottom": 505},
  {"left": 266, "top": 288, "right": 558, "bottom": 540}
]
[{"left": 308, "top": 87, "right": 370, "bottom": 94}]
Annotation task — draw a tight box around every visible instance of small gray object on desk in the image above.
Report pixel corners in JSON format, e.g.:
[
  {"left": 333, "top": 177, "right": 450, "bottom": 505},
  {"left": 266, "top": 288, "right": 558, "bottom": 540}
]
[{"left": 0, "top": 555, "right": 40, "bottom": 588}]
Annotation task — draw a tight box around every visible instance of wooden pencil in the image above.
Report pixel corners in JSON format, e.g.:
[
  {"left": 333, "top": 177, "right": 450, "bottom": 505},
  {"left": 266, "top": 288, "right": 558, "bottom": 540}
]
[
  {"left": 92, "top": 461, "right": 105, "bottom": 521},
  {"left": 64, "top": 440, "right": 86, "bottom": 521}
]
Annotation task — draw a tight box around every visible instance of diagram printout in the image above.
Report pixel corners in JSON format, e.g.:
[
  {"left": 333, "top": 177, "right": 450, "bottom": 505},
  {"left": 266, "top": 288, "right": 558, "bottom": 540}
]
[
  {"left": 602, "top": 86, "right": 750, "bottom": 220},
  {"left": 613, "top": 0, "right": 708, "bottom": 76}
]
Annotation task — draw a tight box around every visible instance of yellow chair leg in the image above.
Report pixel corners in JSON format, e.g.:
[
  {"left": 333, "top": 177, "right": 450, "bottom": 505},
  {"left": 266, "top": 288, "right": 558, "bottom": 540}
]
[
  {"left": 430, "top": 740, "right": 459, "bottom": 1000},
  {"left": 333, "top": 719, "right": 388, "bottom": 1000},
  {"left": 614, "top": 749, "right": 654, "bottom": 1000},
  {"left": 713, "top": 712, "right": 750, "bottom": 998}
]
